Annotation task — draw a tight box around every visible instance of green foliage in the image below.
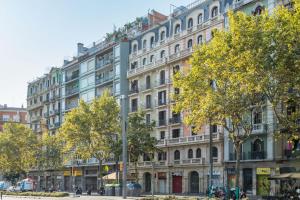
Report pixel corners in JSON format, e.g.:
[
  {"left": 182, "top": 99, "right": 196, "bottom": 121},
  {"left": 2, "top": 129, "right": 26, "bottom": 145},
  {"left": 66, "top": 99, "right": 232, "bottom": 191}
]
[
  {"left": 58, "top": 89, "right": 120, "bottom": 187},
  {"left": 173, "top": 1, "right": 300, "bottom": 190},
  {"left": 0, "top": 123, "right": 38, "bottom": 173},
  {"left": 127, "top": 111, "right": 158, "bottom": 181},
  {"left": 36, "top": 133, "right": 63, "bottom": 171}
]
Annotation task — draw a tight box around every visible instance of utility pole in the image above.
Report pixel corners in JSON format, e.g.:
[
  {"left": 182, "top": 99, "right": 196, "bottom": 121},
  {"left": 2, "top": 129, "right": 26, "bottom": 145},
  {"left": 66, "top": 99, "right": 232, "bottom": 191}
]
[
  {"left": 121, "top": 95, "right": 127, "bottom": 199},
  {"left": 209, "top": 121, "right": 213, "bottom": 197}
]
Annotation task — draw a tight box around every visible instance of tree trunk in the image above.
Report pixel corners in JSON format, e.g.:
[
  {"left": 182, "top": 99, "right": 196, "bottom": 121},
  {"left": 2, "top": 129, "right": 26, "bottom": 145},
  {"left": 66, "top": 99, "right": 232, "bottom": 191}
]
[
  {"left": 134, "top": 162, "right": 139, "bottom": 183},
  {"left": 235, "top": 142, "right": 241, "bottom": 199}
]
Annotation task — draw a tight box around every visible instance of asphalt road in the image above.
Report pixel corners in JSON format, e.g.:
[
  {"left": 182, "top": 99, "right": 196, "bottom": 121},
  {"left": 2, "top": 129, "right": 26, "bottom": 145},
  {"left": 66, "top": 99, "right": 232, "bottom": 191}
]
[{"left": 1, "top": 195, "right": 141, "bottom": 200}]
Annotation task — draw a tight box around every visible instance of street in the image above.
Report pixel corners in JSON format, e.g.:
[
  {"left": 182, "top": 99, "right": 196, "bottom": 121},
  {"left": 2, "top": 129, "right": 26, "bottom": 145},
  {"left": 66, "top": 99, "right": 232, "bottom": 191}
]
[{"left": 1, "top": 195, "right": 141, "bottom": 200}]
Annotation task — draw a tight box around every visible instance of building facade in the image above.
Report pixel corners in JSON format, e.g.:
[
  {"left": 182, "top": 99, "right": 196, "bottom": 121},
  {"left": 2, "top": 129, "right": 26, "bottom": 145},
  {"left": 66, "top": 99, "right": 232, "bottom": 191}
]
[
  {"left": 60, "top": 39, "right": 129, "bottom": 192},
  {"left": 127, "top": 0, "right": 232, "bottom": 194},
  {"left": 0, "top": 104, "right": 27, "bottom": 131}
]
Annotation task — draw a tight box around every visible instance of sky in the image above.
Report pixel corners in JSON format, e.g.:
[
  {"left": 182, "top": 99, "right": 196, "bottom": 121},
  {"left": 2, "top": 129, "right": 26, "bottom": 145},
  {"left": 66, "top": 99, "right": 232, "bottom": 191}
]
[{"left": 0, "top": 0, "right": 192, "bottom": 108}]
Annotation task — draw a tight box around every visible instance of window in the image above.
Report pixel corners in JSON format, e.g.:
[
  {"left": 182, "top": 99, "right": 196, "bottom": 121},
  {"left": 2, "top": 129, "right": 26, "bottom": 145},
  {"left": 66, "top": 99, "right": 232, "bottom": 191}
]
[
  {"left": 158, "top": 90, "right": 166, "bottom": 105},
  {"left": 143, "top": 153, "right": 151, "bottom": 161},
  {"left": 158, "top": 110, "right": 166, "bottom": 126},
  {"left": 133, "top": 44, "right": 137, "bottom": 52},
  {"left": 114, "top": 45, "right": 120, "bottom": 58},
  {"left": 197, "top": 35, "right": 203, "bottom": 44},
  {"left": 160, "top": 31, "right": 165, "bottom": 41},
  {"left": 2, "top": 115, "right": 10, "bottom": 121},
  {"left": 254, "top": 110, "right": 262, "bottom": 124},
  {"left": 130, "top": 80, "right": 139, "bottom": 93},
  {"left": 212, "top": 146, "right": 218, "bottom": 158},
  {"left": 191, "top": 126, "right": 197, "bottom": 135},
  {"left": 188, "top": 18, "right": 193, "bottom": 28},
  {"left": 143, "top": 58, "right": 147, "bottom": 66},
  {"left": 115, "top": 63, "right": 120, "bottom": 77},
  {"left": 150, "top": 36, "right": 155, "bottom": 48},
  {"left": 160, "top": 131, "right": 165, "bottom": 139},
  {"left": 174, "top": 44, "right": 180, "bottom": 53},
  {"left": 198, "top": 13, "right": 203, "bottom": 24},
  {"left": 81, "top": 89, "right": 95, "bottom": 102},
  {"left": 188, "top": 149, "right": 193, "bottom": 158},
  {"left": 143, "top": 39, "right": 147, "bottom": 49},
  {"left": 160, "top": 70, "right": 165, "bottom": 84},
  {"left": 131, "top": 99, "right": 138, "bottom": 112},
  {"left": 150, "top": 55, "right": 154, "bottom": 63},
  {"left": 115, "top": 82, "right": 120, "bottom": 94},
  {"left": 158, "top": 152, "right": 167, "bottom": 161},
  {"left": 212, "top": 124, "right": 218, "bottom": 133},
  {"left": 253, "top": 6, "right": 264, "bottom": 16},
  {"left": 188, "top": 39, "right": 193, "bottom": 48},
  {"left": 211, "top": 6, "right": 218, "bottom": 18},
  {"left": 160, "top": 50, "right": 165, "bottom": 58},
  {"left": 174, "top": 88, "right": 180, "bottom": 95},
  {"left": 131, "top": 61, "right": 138, "bottom": 70},
  {"left": 146, "top": 75, "right": 151, "bottom": 89},
  {"left": 173, "top": 65, "right": 180, "bottom": 74},
  {"left": 253, "top": 139, "right": 263, "bottom": 152},
  {"left": 146, "top": 95, "right": 151, "bottom": 108},
  {"left": 80, "top": 74, "right": 95, "bottom": 89},
  {"left": 196, "top": 148, "right": 201, "bottom": 158},
  {"left": 146, "top": 114, "right": 151, "bottom": 124},
  {"left": 175, "top": 24, "right": 180, "bottom": 34},
  {"left": 172, "top": 129, "right": 180, "bottom": 138},
  {"left": 174, "top": 150, "right": 180, "bottom": 160}
]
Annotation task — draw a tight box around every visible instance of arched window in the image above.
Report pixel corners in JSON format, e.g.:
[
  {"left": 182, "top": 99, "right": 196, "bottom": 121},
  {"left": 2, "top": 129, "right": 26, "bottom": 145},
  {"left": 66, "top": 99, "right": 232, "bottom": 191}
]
[
  {"left": 150, "top": 36, "right": 155, "bottom": 48},
  {"left": 253, "top": 6, "right": 264, "bottom": 16},
  {"left": 197, "top": 35, "right": 203, "bottom": 44},
  {"left": 175, "top": 24, "right": 181, "bottom": 34},
  {"left": 198, "top": 13, "right": 203, "bottom": 24},
  {"left": 188, "top": 18, "right": 193, "bottom": 28},
  {"left": 174, "top": 150, "right": 180, "bottom": 160},
  {"left": 212, "top": 146, "right": 218, "bottom": 158},
  {"left": 173, "top": 65, "right": 180, "bottom": 74},
  {"left": 188, "top": 149, "right": 193, "bottom": 158},
  {"left": 160, "top": 31, "right": 166, "bottom": 41},
  {"left": 211, "top": 6, "right": 218, "bottom": 18},
  {"left": 188, "top": 39, "right": 193, "bottom": 48},
  {"left": 143, "top": 58, "right": 147, "bottom": 65},
  {"left": 196, "top": 148, "right": 201, "bottom": 158},
  {"left": 253, "top": 110, "right": 262, "bottom": 124},
  {"left": 253, "top": 139, "right": 263, "bottom": 152},
  {"left": 160, "top": 50, "right": 165, "bottom": 58},
  {"left": 175, "top": 44, "right": 180, "bottom": 53},
  {"left": 143, "top": 39, "right": 147, "bottom": 49},
  {"left": 146, "top": 75, "right": 151, "bottom": 89},
  {"left": 133, "top": 44, "right": 137, "bottom": 52},
  {"left": 150, "top": 55, "right": 154, "bottom": 63},
  {"left": 143, "top": 153, "right": 151, "bottom": 161}
]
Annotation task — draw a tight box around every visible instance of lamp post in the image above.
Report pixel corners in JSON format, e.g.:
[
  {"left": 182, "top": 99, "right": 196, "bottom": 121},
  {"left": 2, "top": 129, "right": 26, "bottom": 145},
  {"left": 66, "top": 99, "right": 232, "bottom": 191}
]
[{"left": 120, "top": 95, "right": 127, "bottom": 199}]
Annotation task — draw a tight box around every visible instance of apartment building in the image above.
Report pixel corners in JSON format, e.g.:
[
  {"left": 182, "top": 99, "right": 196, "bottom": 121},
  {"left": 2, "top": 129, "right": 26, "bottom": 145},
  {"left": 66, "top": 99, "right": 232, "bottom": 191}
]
[
  {"left": 0, "top": 104, "right": 27, "bottom": 131},
  {"left": 27, "top": 67, "right": 61, "bottom": 136},
  {"left": 223, "top": 0, "right": 293, "bottom": 197},
  {"left": 60, "top": 39, "right": 129, "bottom": 192},
  {"left": 127, "top": 0, "right": 230, "bottom": 194}
]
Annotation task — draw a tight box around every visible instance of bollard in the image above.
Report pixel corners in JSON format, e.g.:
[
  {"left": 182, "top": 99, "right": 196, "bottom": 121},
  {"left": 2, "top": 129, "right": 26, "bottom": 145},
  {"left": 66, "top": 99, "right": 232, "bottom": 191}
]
[{"left": 1, "top": 191, "right": 2, "bottom": 200}]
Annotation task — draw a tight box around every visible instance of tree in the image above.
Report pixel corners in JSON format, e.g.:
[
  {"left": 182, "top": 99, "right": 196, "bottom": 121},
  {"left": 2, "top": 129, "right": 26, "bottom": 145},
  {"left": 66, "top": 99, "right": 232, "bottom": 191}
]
[
  {"left": 0, "top": 123, "right": 38, "bottom": 175},
  {"left": 58, "top": 90, "right": 120, "bottom": 189},
  {"left": 174, "top": 2, "right": 300, "bottom": 195},
  {"left": 127, "top": 111, "right": 157, "bottom": 182}
]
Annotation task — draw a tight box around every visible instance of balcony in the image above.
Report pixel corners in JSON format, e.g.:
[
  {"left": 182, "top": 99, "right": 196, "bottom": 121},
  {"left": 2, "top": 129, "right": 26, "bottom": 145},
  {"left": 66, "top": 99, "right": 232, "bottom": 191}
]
[
  {"left": 155, "top": 100, "right": 167, "bottom": 107},
  {"left": 158, "top": 120, "right": 167, "bottom": 127},
  {"left": 43, "top": 112, "right": 49, "bottom": 118},
  {"left": 43, "top": 98, "right": 50, "bottom": 103},
  {"left": 65, "top": 102, "right": 78, "bottom": 111},
  {"left": 129, "top": 88, "right": 139, "bottom": 95},
  {"left": 127, "top": 58, "right": 167, "bottom": 78},
  {"left": 252, "top": 123, "right": 268, "bottom": 134},
  {"left": 49, "top": 110, "right": 55, "bottom": 116},
  {"left": 229, "top": 151, "right": 266, "bottom": 161},
  {"left": 172, "top": 158, "right": 205, "bottom": 165},
  {"left": 54, "top": 122, "right": 60, "bottom": 128},
  {"left": 169, "top": 117, "right": 181, "bottom": 125},
  {"left": 156, "top": 133, "right": 223, "bottom": 147},
  {"left": 96, "top": 59, "right": 113, "bottom": 70},
  {"left": 65, "top": 88, "right": 79, "bottom": 97},
  {"left": 65, "top": 71, "right": 79, "bottom": 83},
  {"left": 233, "top": 0, "right": 254, "bottom": 10},
  {"left": 27, "top": 101, "right": 43, "bottom": 110},
  {"left": 168, "top": 48, "right": 193, "bottom": 63},
  {"left": 95, "top": 76, "right": 114, "bottom": 86},
  {"left": 31, "top": 115, "right": 41, "bottom": 122}
]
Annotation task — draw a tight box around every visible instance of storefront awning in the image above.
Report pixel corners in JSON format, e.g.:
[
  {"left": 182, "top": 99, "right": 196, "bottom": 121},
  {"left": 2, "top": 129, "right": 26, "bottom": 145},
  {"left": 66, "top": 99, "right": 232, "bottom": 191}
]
[{"left": 269, "top": 173, "right": 300, "bottom": 180}]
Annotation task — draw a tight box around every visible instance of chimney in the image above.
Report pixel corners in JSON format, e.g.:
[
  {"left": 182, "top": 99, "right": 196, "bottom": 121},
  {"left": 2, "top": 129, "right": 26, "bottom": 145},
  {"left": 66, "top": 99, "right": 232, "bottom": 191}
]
[
  {"left": 4, "top": 104, "right": 7, "bottom": 108},
  {"left": 77, "top": 43, "right": 84, "bottom": 56}
]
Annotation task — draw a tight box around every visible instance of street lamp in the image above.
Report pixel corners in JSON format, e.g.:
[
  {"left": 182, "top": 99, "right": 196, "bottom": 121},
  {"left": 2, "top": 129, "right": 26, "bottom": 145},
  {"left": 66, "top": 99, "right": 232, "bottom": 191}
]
[{"left": 120, "top": 94, "right": 127, "bottom": 199}]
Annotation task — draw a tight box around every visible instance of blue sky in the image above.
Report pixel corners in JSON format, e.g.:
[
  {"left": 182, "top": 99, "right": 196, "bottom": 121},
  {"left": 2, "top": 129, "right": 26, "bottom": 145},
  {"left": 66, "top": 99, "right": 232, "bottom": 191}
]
[{"left": 0, "top": 0, "right": 192, "bottom": 107}]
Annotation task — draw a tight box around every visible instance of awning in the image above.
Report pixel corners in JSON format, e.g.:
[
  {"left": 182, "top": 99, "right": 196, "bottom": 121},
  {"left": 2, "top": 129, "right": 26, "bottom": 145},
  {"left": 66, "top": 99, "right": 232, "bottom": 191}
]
[
  {"left": 269, "top": 173, "right": 300, "bottom": 180},
  {"left": 103, "top": 172, "right": 135, "bottom": 180}
]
